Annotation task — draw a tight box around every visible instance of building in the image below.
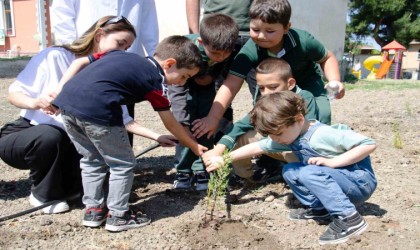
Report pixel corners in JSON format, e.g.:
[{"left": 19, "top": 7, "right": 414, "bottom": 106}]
[
  {"left": 0, "top": 0, "right": 51, "bottom": 57},
  {"left": 402, "top": 40, "right": 420, "bottom": 80}
]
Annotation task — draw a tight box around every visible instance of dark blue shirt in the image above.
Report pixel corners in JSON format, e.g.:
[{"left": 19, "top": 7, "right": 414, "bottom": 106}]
[{"left": 53, "top": 51, "right": 170, "bottom": 126}]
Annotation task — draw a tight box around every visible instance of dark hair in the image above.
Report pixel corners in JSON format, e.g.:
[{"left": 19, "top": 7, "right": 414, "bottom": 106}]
[
  {"left": 154, "top": 35, "right": 202, "bottom": 70},
  {"left": 250, "top": 91, "right": 306, "bottom": 135},
  {"left": 256, "top": 58, "right": 293, "bottom": 82},
  {"left": 59, "top": 15, "right": 137, "bottom": 56},
  {"left": 249, "top": 0, "right": 291, "bottom": 26},
  {"left": 199, "top": 13, "right": 239, "bottom": 51}
]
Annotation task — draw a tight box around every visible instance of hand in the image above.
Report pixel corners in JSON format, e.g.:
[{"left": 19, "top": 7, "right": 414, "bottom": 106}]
[
  {"left": 191, "top": 116, "right": 219, "bottom": 139},
  {"left": 192, "top": 144, "right": 208, "bottom": 157},
  {"left": 156, "top": 135, "right": 178, "bottom": 147},
  {"left": 335, "top": 81, "right": 345, "bottom": 99},
  {"left": 202, "top": 144, "right": 225, "bottom": 163},
  {"left": 307, "top": 157, "right": 337, "bottom": 168},
  {"left": 204, "top": 156, "right": 224, "bottom": 172},
  {"left": 42, "top": 105, "right": 59, "bottom": 115},
  {"left": 29, "top": 95, "right": 55, "bottom": 110}
]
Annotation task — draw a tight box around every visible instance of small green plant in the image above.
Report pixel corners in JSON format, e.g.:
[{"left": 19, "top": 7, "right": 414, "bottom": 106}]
[
  {"left": 392, "top": 123, "right": 403, "bottom": 149},
  {"left": 405, "top": 102, "right": 412, "bottom": 116},
  {"left": 205, "top": 150, "right": 232, "bottom": 222}
]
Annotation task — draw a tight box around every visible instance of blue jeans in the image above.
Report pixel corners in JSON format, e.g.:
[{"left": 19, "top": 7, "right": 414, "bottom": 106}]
[
  {"left": 62, "top": 113, "right": 136, "bottom": 217},
  {"left": 283, "top": 156, "right": 377, "bottom": 217}
]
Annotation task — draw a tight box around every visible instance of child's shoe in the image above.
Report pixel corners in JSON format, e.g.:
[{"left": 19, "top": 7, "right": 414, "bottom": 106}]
[
  {"left": 29, "top": 193, "right": 70, "bottom": 214},
  {"left": 194, "top": 171, "right": 209, "bottom": 191},
  {"left": 105, "top": 210, "right": 151, "bottom": 232},
  {"left": 173, "top": 173, "right": 192, "bottom": 189},
  {"left": 319, "top": 211, "right": 368, "bottom": 245},
  {"left": 83, "top": 206, "right": 108, "bottom": 227},
  {"left": 289, "top": 207, "right": 330, "bottom": 223}
]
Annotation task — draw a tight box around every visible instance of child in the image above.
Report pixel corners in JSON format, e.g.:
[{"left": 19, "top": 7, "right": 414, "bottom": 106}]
[
  {"left": 192, "top": 0, "right": 344, "bottom": 139},
  {"left": 205, "top": 91, "right": 377, "bottom": 245},
  {"left": 0, "top": 15, "right": 137, "bottom": 214},
  {"left": 52, "top": 35, "right": 207, "bottom": 232},
  {"left": 203, "top": 57, "right": 318, "bottom": 184},
  {"left": 169, "top": 13, "right": 239, "bottom": 191}
]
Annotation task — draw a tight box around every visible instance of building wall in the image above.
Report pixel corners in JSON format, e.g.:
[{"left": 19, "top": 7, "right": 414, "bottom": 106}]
[
  {"left": 8, "top": 0, "right": 39, "bottom": 53},
  {"left": 402, "top": 44, "right": 420, "bottom": 71}
]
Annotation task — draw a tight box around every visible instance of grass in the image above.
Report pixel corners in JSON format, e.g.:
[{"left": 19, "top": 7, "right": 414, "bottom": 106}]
[
  {"left": 0, "top": 56, "right": 31, "bottom": 61},
  {"left": 344, "top": 79, "right": 420, "bottom": 91}
]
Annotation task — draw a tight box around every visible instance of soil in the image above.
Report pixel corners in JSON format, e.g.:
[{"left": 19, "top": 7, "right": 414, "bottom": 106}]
[{"left": 0, "top": 59, "right": 419, "bottom": 249}]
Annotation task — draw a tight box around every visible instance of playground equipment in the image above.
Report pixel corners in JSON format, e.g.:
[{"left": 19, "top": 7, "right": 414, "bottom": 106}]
[
  {"left": 363, "top": 56, "right": 384, "bottom": 80},
  {"left": 362, "top": 40, "right": 406, "bottom": 80}
]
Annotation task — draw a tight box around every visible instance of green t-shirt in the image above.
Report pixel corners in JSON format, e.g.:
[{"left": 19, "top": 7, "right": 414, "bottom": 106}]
[
  {"left": 230, "top": 28, "right": 328, "bottom": 97},
  {"left": 203, "top": 0, "right": 252, "bottom": 36},
  {"left": 219, "top": 86, "right": 318, "bottom": 150}
]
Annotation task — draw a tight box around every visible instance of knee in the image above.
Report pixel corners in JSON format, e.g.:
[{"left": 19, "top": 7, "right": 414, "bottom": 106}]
[
  {"left": 298, "top": 165, "right": 324, "bottom": 184},
  {"left": 282, "top": 162, "right": 302, "bottom": 182},
  {"left": 32, "top": 126, "right": 70, "bottom": 152}
]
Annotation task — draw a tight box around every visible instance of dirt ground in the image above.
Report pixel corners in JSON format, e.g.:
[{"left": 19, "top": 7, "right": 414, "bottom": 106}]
[{"left": 0, "top": 59, "right": 419, "bottom": 249}]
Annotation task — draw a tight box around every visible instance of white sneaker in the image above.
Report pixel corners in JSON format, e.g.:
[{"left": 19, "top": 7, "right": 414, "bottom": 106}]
[{"left": 29, "top": 193, "right": 70, "bottom": 214}]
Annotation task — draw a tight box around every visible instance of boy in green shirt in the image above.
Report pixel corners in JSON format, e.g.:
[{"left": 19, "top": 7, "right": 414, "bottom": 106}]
[
  {"left": 203, "top": 57, "right": 319, "bottom": 184},
  {"left": 192, "top": 0, "right": 344, "bottom": 139}
]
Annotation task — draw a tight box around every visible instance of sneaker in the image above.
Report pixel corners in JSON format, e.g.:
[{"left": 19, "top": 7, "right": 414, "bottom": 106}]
[
  {"left": 319, "top": 211, "right": 368, "bottom": 245},
  {"left": 252, "top": 165, "right": 283, "bottom": 184},
  {"left": 105, "top": 211, "right": 151, "bottom": 232},
  {"left": 173, "top": 173, "right": 192, "bottom": 189},
  {"left": 29, "top": 193, "right": 70, "bottom": 214},
  {"left": 289, "top": 207, "right": 331, "bottom": 223},
  {"left": 194, "top": 171, "right": 209, "bottom": 191},
  {"left": 83, "top": 206, "right": 108, "bottom": 227}
]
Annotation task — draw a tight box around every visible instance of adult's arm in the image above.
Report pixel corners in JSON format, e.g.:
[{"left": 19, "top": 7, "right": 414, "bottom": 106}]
[
  {"left": 137, "top": 0, "right": 159, "bottom": 56},
  {"left": 186, "top": 0, "right": 200, "bottom": 34},
  {"left": 51, "top": 0, "right": 78, "bottom": 45}
]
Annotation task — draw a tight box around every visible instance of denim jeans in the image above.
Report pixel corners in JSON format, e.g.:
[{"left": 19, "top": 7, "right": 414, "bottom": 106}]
[
  {"left": 283, "top": 121, "right": 377, "bottom": 217},
  {"left": 62, "top": 113, "right": 136, "bottom": 217}
]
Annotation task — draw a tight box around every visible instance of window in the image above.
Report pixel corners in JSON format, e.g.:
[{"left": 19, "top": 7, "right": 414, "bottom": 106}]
[
  {"left": 418, "top": 50, "right": 420, "bottom": 60},
  {"left": 4, "top": 0, "right": 15, "bottom": 36}
]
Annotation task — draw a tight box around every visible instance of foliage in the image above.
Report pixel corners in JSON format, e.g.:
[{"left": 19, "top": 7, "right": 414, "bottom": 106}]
[
  {"left": 347, "top": 0, "right": 420, "bottom": 48},
  {"left": 205, "top": 150, "right": 232, "bottom": 221},
  {"left": 392, "top": 123, "right": 403, "bottom": 149}
]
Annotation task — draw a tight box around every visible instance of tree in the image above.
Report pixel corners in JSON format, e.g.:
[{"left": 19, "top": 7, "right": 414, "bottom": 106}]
[{"left": 348, "top": 0, "right": 420, "bottom": 48}]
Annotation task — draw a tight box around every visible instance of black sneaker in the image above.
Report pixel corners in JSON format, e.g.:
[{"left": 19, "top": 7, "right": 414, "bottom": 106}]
[
  {"left": 253, "top": 156, "right": 285, "bottom": 184},
  {"left": 319, "top": 211, "right": 368, "bottom": 245},
  {"left": 289, "top": 207, "right": 331, "bottom": 224},
  {"left": 83, "top": 206, "right": 108, "bottom": 227},
  {"left": 194, "top": 171, "right": 209, "bottom": 191},
  {"left": 105, "top": 210, "right": 151, "bottom": 232},
  {"left": 173, "top": 173, "right": 192, "bottom": 189}
]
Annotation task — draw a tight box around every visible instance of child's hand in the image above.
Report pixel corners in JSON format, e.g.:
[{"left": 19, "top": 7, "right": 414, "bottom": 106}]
[
  {"left": 191, "top": 116, "right": 219, "bottom": 139},
  {"left": 42, "top": 105, "right": 59, "bottom": 115},
  {"left": 202, "top": 145, "right": 225, "bottom": 163},
  {"left": 308, "top": 157, "right": 337, "bottom": 168},
  {"left": 156, "top": 135, "right": 178, "bottom": 147},
  {"left": 204, "top": 156, "right": 224, "bottom": 172},
  {"left": 192, "top": 144, "right": 208, "bottom": 156}
]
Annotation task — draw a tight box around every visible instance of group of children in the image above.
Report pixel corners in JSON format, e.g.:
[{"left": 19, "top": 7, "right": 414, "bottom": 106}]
[{"left": 33, "top": 0, "right": 376, "bottom": 245}]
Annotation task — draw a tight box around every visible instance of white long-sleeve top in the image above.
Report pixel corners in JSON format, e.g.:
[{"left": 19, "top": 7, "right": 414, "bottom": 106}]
[
  {"left": 51, "top": 0, "right": 159, "bottom": 57},
  {"left": 9, "top": 47, "right": 133, "bottom": 129}
]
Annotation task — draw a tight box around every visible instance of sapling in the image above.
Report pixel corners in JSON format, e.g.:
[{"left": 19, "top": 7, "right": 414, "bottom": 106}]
[{"left": 204, "top": 150, "right": 232, "bottom": 222}]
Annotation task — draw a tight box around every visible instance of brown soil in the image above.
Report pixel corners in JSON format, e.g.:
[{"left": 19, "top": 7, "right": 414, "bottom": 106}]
[{"left": 0, "top": 60, "right": 419, "bottom": 249}]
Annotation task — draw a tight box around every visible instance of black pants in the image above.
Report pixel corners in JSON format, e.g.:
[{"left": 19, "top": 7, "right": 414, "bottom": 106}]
[{"left": 0, "top": 118, "right": 82, "bottom": 202}]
